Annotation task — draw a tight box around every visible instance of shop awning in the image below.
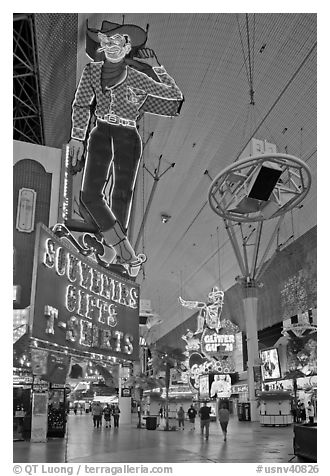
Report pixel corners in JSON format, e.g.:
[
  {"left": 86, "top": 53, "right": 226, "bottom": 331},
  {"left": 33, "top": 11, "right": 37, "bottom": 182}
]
[
  {"left": 13, "top": 329, "right": 30, "bottom": 351},
  {"left": 259, "top": 390, "right": 292, "bottom": 400}
]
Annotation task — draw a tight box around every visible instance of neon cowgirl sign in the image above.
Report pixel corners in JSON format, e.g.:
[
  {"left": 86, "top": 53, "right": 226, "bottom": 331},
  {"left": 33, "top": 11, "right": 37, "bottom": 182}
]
[
  {"left": 30, "top": 224, "right": 140, "bottom": 360},
  {"left": 180, "top": 288, "right": 240, "bottom": 391}
]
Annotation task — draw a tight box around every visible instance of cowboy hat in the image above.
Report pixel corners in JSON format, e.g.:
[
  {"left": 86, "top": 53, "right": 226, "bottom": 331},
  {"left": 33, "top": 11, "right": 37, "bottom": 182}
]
[
  {"left": 86, "top": 20, "right": 147, "bottom": 48},
  {"left": 86, "top": 20, "right": 147, "bottom": 61}
]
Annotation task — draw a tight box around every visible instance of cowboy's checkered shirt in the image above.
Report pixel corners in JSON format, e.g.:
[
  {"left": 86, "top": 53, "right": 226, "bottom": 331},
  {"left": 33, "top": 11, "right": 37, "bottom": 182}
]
[{"left": 71, "top": 62, "right": 183, "bottom": 141}]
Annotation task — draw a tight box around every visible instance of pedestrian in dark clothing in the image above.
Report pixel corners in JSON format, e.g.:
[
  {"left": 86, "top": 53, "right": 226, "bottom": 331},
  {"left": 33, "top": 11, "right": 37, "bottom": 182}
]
[
  {"left": 92, "top": 402, "right": 103, "bottom": 428},
  {"left": 199, "top": 402, "right": 211, "bottom": 440},
  {"left": 113, "top": 404, "right": 121, "bottom": 428},
  {"left": 177, "top": 406, "right": 185, "bottom": 429},
  {"left": 137, "top": 403, "right": 142, "bottom": 427},
  {"left": 291, "top": 402, "right": 298, "bottom": 423},
  {"left": 299, "top": 403, "right": 306, "bottom": 423},
  {"left": 218, "top": 404, "right": 230, "bottom": 441},
  {"left": 187, "top": 404, "right": 197, "bottom": 431},
  {"left": 103, "top": 404, "right": 112, "bottom": 428}
]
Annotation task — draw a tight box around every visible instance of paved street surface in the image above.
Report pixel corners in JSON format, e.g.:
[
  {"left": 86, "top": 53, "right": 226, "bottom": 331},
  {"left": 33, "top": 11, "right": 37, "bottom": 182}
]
[{"left": 13, "top": 413, "right": 299, "bottom": 463}]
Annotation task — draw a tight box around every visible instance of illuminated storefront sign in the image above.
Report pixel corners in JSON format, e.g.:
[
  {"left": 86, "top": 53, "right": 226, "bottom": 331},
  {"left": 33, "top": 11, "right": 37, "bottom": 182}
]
[
  {"left": 30, "top": 224, "right": 139, "bottom": 360},
  {"left": 210, "top": 374, "right": 232, "bottom": 398},
  {"left": 201, "top": 329, "right": 235, "bottom": 357},
  {"left": 188, "top": 352, "right": 227, "bottom": 391},
  {"left": 179, "top": 288, "right": 240, "bottom": 392},
  {"left": 232, "top": 384, "right": 249, "bottom": 393},
  {"left": 16, "top": 187, "right": 37, "bottom": 233},
  {"left": 13, "top": 285, "right": 21, "bottom": 304}
]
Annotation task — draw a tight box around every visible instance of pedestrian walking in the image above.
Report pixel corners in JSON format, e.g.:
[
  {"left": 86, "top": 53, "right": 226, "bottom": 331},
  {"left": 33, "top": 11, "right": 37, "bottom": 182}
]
[
  {"left": 113, "top": 404, "right": 121, "bottom": 428},
  {"left": 103, "top": 403, "right": 112, "bottom": 428},
  {"left": 299, "top": 403, "right": 306, "bottom": 423},
  {"left": 137, "top": 403, "right": 142, "bottom": 428},
  {"left": 187, "top": 404, "right": 197, "bottom": 431},
  {"left": 291, "top": 401, "right": 298, "bottom": 423},
  {"left": 92, "top": 402, "right": 103, "bottom": 428},
  {"left": 307, "top": 401, "right": 315, "bottom": 425},
  {"left": 199, "top": 402, "right": 211, "bottom": 440},
  {"left": 218, "top": 403, "right": 230, "bottom": 441},
  {"left": 177, "top": 406, "right": 185, "bottom": 429}
]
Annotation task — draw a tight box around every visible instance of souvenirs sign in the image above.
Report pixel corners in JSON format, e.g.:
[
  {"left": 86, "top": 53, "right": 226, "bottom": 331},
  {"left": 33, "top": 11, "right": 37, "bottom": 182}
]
[{"left": 30, "top": 224, "right": 139, "bottom": 360}]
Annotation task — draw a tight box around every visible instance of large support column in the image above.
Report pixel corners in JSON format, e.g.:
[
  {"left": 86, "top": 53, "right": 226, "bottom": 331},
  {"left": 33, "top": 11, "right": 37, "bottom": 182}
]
[
  {"left": 242, "top": 285, "right": 260, "bottom": 422},
  {"left": 118, "top": 364, "right": 131, "bottom": 424},
  {"left": 118, "top": 395, "right": 131, "bottom": 424},
  {"left": 30, "top": 391, "right": 48, "bottom": 442}
]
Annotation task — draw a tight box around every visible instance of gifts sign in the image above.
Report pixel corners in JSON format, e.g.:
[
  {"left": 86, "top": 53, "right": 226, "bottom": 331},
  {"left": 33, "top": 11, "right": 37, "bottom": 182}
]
[{"left": 30, "top": 224, "right": 140, "bottom": 361}]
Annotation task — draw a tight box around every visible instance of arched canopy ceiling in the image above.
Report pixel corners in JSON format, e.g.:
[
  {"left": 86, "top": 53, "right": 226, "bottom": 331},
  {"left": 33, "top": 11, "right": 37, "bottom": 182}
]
[{"left": 36, "top": 13, "right": 317, "bottom": 340}]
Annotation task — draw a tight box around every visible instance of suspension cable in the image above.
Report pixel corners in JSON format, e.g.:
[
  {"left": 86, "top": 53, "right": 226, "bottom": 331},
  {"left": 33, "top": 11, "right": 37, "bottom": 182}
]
[
  {"left": 245, "top": 13, "right": 255, "bottom": 105},
  {"left": 216, "top": 226, "right": 223, "bottom": 289}
]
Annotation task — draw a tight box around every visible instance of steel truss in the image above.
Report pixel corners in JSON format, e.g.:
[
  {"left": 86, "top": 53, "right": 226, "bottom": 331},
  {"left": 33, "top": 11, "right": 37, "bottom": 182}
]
[{"left": 13, "top": 13, "right": 44, "bottom": 144}]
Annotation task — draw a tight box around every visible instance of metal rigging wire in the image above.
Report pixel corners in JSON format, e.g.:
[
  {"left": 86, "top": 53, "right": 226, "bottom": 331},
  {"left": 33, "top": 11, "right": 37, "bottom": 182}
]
[
  {"left": 160, "top": 16, "right": 316, "bottom": 297},
  {"left": 245, "top": 13, "right": 256, "bottom": 105},
  {"left": 235, "top": 41, "right": 317, "bottom": 162},
  {"left": 141, "top": 117, "right": 146, "bottom": 280},
  {"left": 236, "top": 13, "right": 256, "bottom": 105},
  {"left": 236, "top": 14, "right": 251, "bottom": 90},
  {"left": 216, "top": 226, "right": 223, "bottom": 289}
]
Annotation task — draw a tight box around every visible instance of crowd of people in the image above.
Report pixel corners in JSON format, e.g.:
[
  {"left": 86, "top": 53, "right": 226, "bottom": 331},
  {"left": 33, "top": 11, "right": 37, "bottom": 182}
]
[
  {"left": 291, "top": 400, "right": 316, "bottom": 424},
  {"left": 91, "top": 402, "right": 121, "bottom": 429},
  {"left": 70, "top": 397, "right": 315, "bottom": 439},
  {"left": 72, "top": 401, "right": 121, "bottom": 429},
  {"left": 173, "top": 402, "right": 230, "bottom": 441}
]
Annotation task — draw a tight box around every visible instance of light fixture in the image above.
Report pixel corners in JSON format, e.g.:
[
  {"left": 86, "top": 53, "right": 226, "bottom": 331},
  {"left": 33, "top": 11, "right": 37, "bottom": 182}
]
[
  {"left": 161, "top": 213, "right": 171, "bottom": 223},
  {"left": 208, "top": 150, "right": 312, "bottom": 222}
]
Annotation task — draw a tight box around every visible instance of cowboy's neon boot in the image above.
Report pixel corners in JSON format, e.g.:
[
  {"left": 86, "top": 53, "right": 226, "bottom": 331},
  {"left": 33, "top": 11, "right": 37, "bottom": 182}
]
[
  {"left": 79, "top": 197, "right": 146, "bottom": 275},
  {"left": 101, "top": 222, "right": 146, "bottom": 277}
]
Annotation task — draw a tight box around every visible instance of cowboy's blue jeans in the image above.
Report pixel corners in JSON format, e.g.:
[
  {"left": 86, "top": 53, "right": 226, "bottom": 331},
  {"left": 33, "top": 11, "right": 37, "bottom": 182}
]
[{"left": 81, "top": 120, "right": 142, "bottom": 231}]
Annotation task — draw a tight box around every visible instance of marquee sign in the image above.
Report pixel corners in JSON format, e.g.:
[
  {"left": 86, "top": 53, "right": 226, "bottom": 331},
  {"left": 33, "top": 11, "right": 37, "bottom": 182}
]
[
  {"left": 201, "top": 328, "right": 235, "bottom": 359},
  {"left": 30, "top": 224, "right": 140, "bottom": 360}
]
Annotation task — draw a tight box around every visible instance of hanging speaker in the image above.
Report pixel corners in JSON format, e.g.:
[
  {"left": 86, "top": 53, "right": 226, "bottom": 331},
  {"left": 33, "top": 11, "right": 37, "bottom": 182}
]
[{"left": 248, "top": 165, "right": 282, "bottom": 201}]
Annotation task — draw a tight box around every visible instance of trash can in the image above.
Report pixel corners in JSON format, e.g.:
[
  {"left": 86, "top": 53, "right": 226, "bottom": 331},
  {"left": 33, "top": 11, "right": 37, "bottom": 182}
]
[
  {"left": 146, "top": 416, "right": 157, "bottom": 430},
  {"left": 237, "top": 403, "right": 244, "bottom": 421}
]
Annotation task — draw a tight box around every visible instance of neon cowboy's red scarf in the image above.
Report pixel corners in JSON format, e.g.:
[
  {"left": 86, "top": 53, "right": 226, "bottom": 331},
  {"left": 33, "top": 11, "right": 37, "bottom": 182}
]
[
  {"left": 101, "top": 58, "right": 160, "bottom": 92},
  {"left": 101, "top": 61, "right": 126, "bottom": 92}
]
